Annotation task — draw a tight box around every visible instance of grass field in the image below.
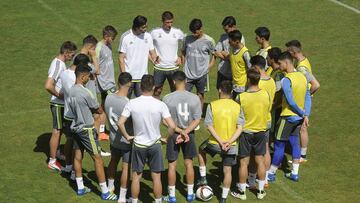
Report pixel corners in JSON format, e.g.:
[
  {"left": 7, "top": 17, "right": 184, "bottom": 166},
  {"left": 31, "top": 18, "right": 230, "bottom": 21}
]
[{"left": 1, "top": 0, "right": 360, "bottom": 202}]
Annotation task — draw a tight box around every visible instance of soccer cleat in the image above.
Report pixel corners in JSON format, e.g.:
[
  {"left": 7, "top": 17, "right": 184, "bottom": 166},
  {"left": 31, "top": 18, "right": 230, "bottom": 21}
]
[
  {"left": 77, "top": 186, "right": 91, "bottom": 196},
  {"left": 267, "top": 173, "right": 276, "bottom": 182},
  {"left": 246, "top": 183, "right": 257, "bottom": 191},
  {"left": 196, "top": 177, "right": 208, "bottom": 186},
  {"left": 99, "top": 132, "right": 109, "bottom": 141},
  {"left": 100, "top": 149, "right": 111, "bottom": 157},
  {"left": 257, "top": 190, "right": 266, "bottom": 200},
  {"left": 101, "top": 191, "right": 118, "bottom": 201},
  {"left": 186, "top": 194, "right": 195, "bottom": 202},
  {"left": 162, "top": 195, "right": 177, "bottom": 203},
  {"left": 219, "top": 198, "right": 227, "bottom": 203},
  {"left": 299, "top": 157, "right": 308, "bottom": 163},
  {"left": 194, "top": 125, "right": 200, "bottom": 131},
  {"left": 231, "top": 189, "right": 246, "bottom": 200},
  {"left": 285, "top": 173, "right": 299, "bottom": 182},
  {"left": 48, "top": 160, "right": 63, "bottom": 172}
]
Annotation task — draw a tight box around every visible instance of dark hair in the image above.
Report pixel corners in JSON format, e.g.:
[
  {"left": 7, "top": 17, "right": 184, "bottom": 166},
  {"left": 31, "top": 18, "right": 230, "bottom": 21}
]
[
  {"left": 228, "top": 30, "right": 242, "bottom": 41},
  {"left": 133, "top": 15, "right": 147, "bottom": 29},
  {"left": 75, "top": 64, "right": 91, "bottom": 78},
  {"left": 83, "top": 35, "right": 98, "bottom": 46},
  {"left": 247, "top": 68, "right": 260, "bottom": 86},
  {"left": 278, "top": 51, "right": 294, "bottom": 63},
  {"left": 118, "top": 72, "right": 132, "bottom": 86},
  {"left": 73, "top": 54, "right": 90, "bottom": 66},
  {"left": 172, "top": 70, "right": 186, "bottom": 82},
  {"left": 60, "top": 41, "right": 77, "bottom": 54},
  {"left": 140, "top": 74, "right": 154, "bottom": 92},
  {"left": 102, "top": 25, "right": 118, "bottom": 38},
  {"left": 268, "top": 47, "right": 282, "bottom": 63},
  {"left": 255, "top": 27, "right": 270, "bottom": 41},
  {"left": 219, "top": 80, "right": 233, "bottom": 95},
  {"left": 189, "top": 18, "right": 202, "bottom": 33},
  {"left": 222, "top": 16, "right": 236, "bottom": 26},
  {"left": 250, "top": 55, "right": 266, "bottom": 70},
  {"left": 285, "top": 40, "right": 302, "bottom": 49},
  {"left": 162, "top": 11, "right": 174, "bottom": 21}
]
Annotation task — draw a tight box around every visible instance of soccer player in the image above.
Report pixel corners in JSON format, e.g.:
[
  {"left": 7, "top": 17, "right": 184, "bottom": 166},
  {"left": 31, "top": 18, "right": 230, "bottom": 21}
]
[
  {"left": 255, "top": 27, "right": 272, "bottom": 75},
  {"left": 231, "top": 69, "right": 270, "bottom": 200},
  {"left": 223, "top": 30, "right": 251, "bottom": 98},
  {"left": 118, "top": 75, "right": 176, "bottom": 203},
  {"left": 151, "top": 11, "right": 185, "bottom": 98},
  {"left": 68, "top": 64, "right": 117, "bottom": 200},
  {"left": 162, "top": 70, "right": 202, "bottom": 203},
  {"left": 182, "top": 18, "right": 215, "bottom": 108},
  {"left": 96, "top": 25, "right": 118, "bottom": 141},
  {"left": 198, "top": 80, "right": 242, "bottom": 203},
  {"left": 250, "top": 55, "right": 276, "bottom": 187},
  {"left": 60, "top": 54, "right": 90, "bottom": 174},
  {"left": 44, "top": 41, "right": 77, "bottom": 171},
  {"left": 118, "top": 15, "right": 159, "bottom": 98},
  {"left": 214, "top": 16, "right": 245, "bottom": 89},
  {"left": 104, "top": 72, "right": 133, "bottom": 203},
  {"left": 286, "top": 40, "right": 320, "bottom": 162},
  {"left": 267, "top": 52, "right": 311, "bottom": 182}
]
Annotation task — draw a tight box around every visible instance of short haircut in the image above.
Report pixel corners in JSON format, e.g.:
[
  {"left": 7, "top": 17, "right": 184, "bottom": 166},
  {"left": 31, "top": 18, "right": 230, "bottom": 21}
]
[
  {"left": 285, "top": 40, "right": 302, "bottom": 49},
  {"left": 140, "top": 74, "right": 154, "bottom": 92},
  {"left": 278, "top": 51, "right": 294, "bottom": 63},
  {"left": 118, "top": 72, "right": 132, "bottom": 86},
  {"left": 132, "top": 15, "right": 147, "bottom": 29},
  {"left": 228, "top": 30, "right": 242, "bottom": 41},
  {"left": 255, "top": 27, "right": 270, "bottom": 40},
  {"left": 172, "top": 70, "right": 186, "bottom": 82},
  {"left": 189, "top": 18, "right": 202, "bottom": 33},
  {"left": 250, "top": 55, "right": 266, "bottom": 70},
  {"left": 75, "top": 63, "right": 91, "bottom": 78},
  {"left": 60, "top": 41, "right": 77, "bottom": 54},
  {"left": 247, "top": 68, "right": 260, "bottom": 86},
  {"left": 268, "top": 47, "right": 282, "bottom": 63},
  {"left": 102, "top": 25, "right": 118, "bottom": 38},
  {"left": 219, "top": 80, "right": 233, "bottom": 95},
  {"left": 162, "top": 11, "right": 174, "bottom": 21},
  {"left": 73, "top": 54, "right": 90, "bottom": 66},
  {"left": 83, "top": 35, "right": 98, "bottom": 46},
  {"left": 222, "top": 16, "right": 236, "bottom": 26}
]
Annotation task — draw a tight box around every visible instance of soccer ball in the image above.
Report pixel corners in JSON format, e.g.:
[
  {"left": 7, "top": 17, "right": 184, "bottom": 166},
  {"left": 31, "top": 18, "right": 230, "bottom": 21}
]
[{"left": 195, "top": 185, "right": 213, "bottom": 201}]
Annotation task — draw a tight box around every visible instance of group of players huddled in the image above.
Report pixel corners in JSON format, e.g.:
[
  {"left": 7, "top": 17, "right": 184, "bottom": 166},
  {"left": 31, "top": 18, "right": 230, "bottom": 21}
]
[{"left": 44, "top": 11, "right": 320, "bottom": 203}]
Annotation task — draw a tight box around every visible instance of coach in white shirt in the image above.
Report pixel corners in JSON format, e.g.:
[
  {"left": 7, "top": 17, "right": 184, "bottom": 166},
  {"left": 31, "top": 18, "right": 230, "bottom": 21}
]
[
  {"left": 118, "top": 74, "right": 176, "bottom": 203},
  {"left": 118, "top": 15, "right": 159, "bottom": 98},
  {"left": 150, "top": 11, "right": 185, "bottom": 98}
]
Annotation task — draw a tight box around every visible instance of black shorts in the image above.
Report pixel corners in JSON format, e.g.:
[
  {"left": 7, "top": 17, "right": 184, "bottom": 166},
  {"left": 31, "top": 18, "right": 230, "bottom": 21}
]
[
  {"left": 166, "top": 133, "right": 197, "bottom": 161},
  {"left": 100, "top": 86, "right": 116, "bottom": 103},
  {"left": 132, "top": 143, "right": 164, "bottom": 173},
  {"left": 127, "top": 82, "right": 142, "bottom": 98},
  {"left": 50, "top": 103, "right": 64, "bottom": 130},
  {"left": 199, "top": 139, "right": 237, "bottom": 166},
  {"left": 216, "top": 72, "right": 232, "bottom": 90},
  {"left": 274, "top": 117, "right": 302, "bottom": 141},
  {"left": 110, "top": 145, "right": 131, "bottom": 163},
  {"left": 186, "top": 74, "right": 207, "bottom": 94},
  {"left": 154, "top": 68, "right": 178, "bottom": 91},
  {"left": 63, "top": 119, "right": 73, "bottom": 138},
  {"left": 73, "top": 128, "right": 101, "bottom": 155},
  {"left": 239, "top": 132, "right": 267, "bottom": 157}
]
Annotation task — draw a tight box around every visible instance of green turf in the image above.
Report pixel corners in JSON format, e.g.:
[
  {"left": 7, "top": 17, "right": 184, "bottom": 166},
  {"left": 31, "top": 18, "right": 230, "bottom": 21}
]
[{"left": 1, "top": 0, "right": 360, "bottom": 202}]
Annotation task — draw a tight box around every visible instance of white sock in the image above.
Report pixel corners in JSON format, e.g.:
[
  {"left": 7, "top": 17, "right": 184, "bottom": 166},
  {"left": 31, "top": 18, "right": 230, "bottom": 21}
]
[
  {"left": 240, "top": 183, "right": 247, "bottom": 192},
  {"left": 248, "top": 173, "right": 256, "bottom": 186},
  {"left": 301, "top": 148, "right": 307, "bottom": 156},
  {"left": 108, "top": 179, "right": 115, "bottom": 191},
  {"left": 131, "top": 198, "right": 138, "bottom": 203},
  {"left": 199, "top": 166, "right": 206, "bottom": 177},
  {"left": 49, "top": 157, "right": 56, "bottom": 164},
  {"left": 269, "top": 165, "right": 278, "bottom": 174},
  {"left": 265, "top": 171, "right": 269, "bottom": 184},
  {"left": 100, "top": 124, "right": 105, "bottom": 133},
  {"left": 292, "top": 163, "right": 300, "bottom": 175},
  {"left": 187, "top": 184, "right": 194, "bottom": 195},
  {"left": 258, "top": 180, "right": 265, "bottom": 191},
  {"left": 100, "top": 182, "right": 109, "bottom": 194},
  {"left": 76, "top": 177, "right": 84, "bottom": 190},
  {"left": 168, "top": 185, "right": 176, "bottom": 197},
  {"left": 222, "top": 187, "right": 230, "bottom": 199},
  {"left": 155, "top": 198, "right": 162, "bottom": 203},
  {"left": 119, "top": 187, "right": 127, "bottom": 202}
]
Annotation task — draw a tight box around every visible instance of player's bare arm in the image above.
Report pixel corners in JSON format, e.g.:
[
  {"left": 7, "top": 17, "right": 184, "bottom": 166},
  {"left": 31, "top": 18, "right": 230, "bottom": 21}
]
[
  {"left": 118, "top": 52, "right": 126, "bottom": 73},
  {"left": 45, "top": 78, "right": 63, "bottom": 99},
  {"left": 89, "top": 49, "right": 100, "bottom": 75},
  {"left": 117, "top": 115, "right": 134, "bottom": 141},
  {"left": 206, "top": 124, "right": 225, "bottom": 149}
]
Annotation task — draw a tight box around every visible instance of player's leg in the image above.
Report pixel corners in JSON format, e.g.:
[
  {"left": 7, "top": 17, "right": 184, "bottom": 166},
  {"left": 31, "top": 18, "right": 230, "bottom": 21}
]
[
  {"left": 166, "top": 134, "right": 180, "bottom": 201},
  {"left": 264, "top": 130, "right": 271, "bottom": 187},
  {"left": 254, "top": 132, "right": 267, "bottom": 199},
  {"left": 134, "top": 82, "right": 142, "bottom": 98},
  {"left": 63, "top": 120, "right": 74, "bottom": 173},
  {"left": 107, "top": 147, "right": 121, "bottom": 192},
  {"left": 221, "top": 155, "right": 236, "bottom": 202},
  {"left": 197, "top": 140, "right": 211, "bottom": 186},
  {"left": 183, "top": 133, "right": 197, "bottom": 201},
  {"left": 300, "top": 123, "right": 309, "bottom": 162},
  {"left": 195, "top": 75, "right": 207, "bottom": 109},
  {"left": 185, "top": 78, "right": 194, "bottom": 93},
  {"left": 130, "top": 145, "right": 146, "bottom": 203},
  {"left": 131, "top": 172, "right": 142, "bottom": 202},
  {"left": 48, "top": 104, "right": 63, "bottom": 171},
  {"left": 148, "top": 144, "right": 164, "bottom": 203},
  {"left": 286, "top": 124, "right": 302, "bottom": 181},
  {"left": 166, "top": 70, "right": 177, "bottom": 92},
  {"left": 118, "top": 148, "right": 131, "bottom": 203},
  {"left": 153, "top": 69, "right": 167, "bottom": 99}
]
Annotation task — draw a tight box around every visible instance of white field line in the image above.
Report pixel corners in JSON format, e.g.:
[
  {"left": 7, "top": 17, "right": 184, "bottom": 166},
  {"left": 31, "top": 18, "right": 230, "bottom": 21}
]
[
  {"left": 328, "top": 0, "right": 360, "bottom": 14},
  {"left": 277, "top": 178, "right": 310, "bottom": 203}
]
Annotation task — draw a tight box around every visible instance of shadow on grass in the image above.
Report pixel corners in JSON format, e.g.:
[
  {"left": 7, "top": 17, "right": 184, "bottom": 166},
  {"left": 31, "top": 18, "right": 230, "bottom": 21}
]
[{"left": 33, "top": 133, "right": 51, "bottom": 162}]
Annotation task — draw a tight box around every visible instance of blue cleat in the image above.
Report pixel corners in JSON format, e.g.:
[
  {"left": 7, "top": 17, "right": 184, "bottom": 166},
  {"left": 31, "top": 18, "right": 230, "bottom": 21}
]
[
  {"left": 101, "top": 191, "right": 118, "bottom": 201},
  {"left": 267, "top": 173, "right": 276, "bottom": 182},
  {"left": 163, "top": 195, "right": 177, "bottom": 203},
  {"left": 186, "top": 194, "right": 195, "bottom": 202},
  {"left": 285, "top": 173, "right": 299, "bottom": 182},
  {"left": 77, "top": 186, "right": 91, "bottom": 196}
]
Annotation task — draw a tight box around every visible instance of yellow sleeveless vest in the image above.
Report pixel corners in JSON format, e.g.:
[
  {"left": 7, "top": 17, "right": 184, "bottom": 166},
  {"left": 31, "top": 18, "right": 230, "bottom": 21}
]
[
  {"left": 230, "top": 46, "right": 249, "bottom": 87},
  {"left": 281, "top": 72, "right": 307, "bottom": 116}
]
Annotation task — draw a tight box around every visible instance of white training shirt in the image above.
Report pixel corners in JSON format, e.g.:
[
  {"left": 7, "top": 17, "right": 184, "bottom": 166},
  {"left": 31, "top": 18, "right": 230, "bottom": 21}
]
[
  {"left": 121, "top": 95, "right": 171, "bottom": 147},
  {"left": 60, "top": 69, "right": 76, "bottom": 119},
  {"left": 118, "top": 29, "right": 154, "bottom": 81},
  {"left": 48, "top": 57, "right": 66, "bottom": 105},
  {"left": 150, "top": 27, "right": 184, "bottom": 70}
]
